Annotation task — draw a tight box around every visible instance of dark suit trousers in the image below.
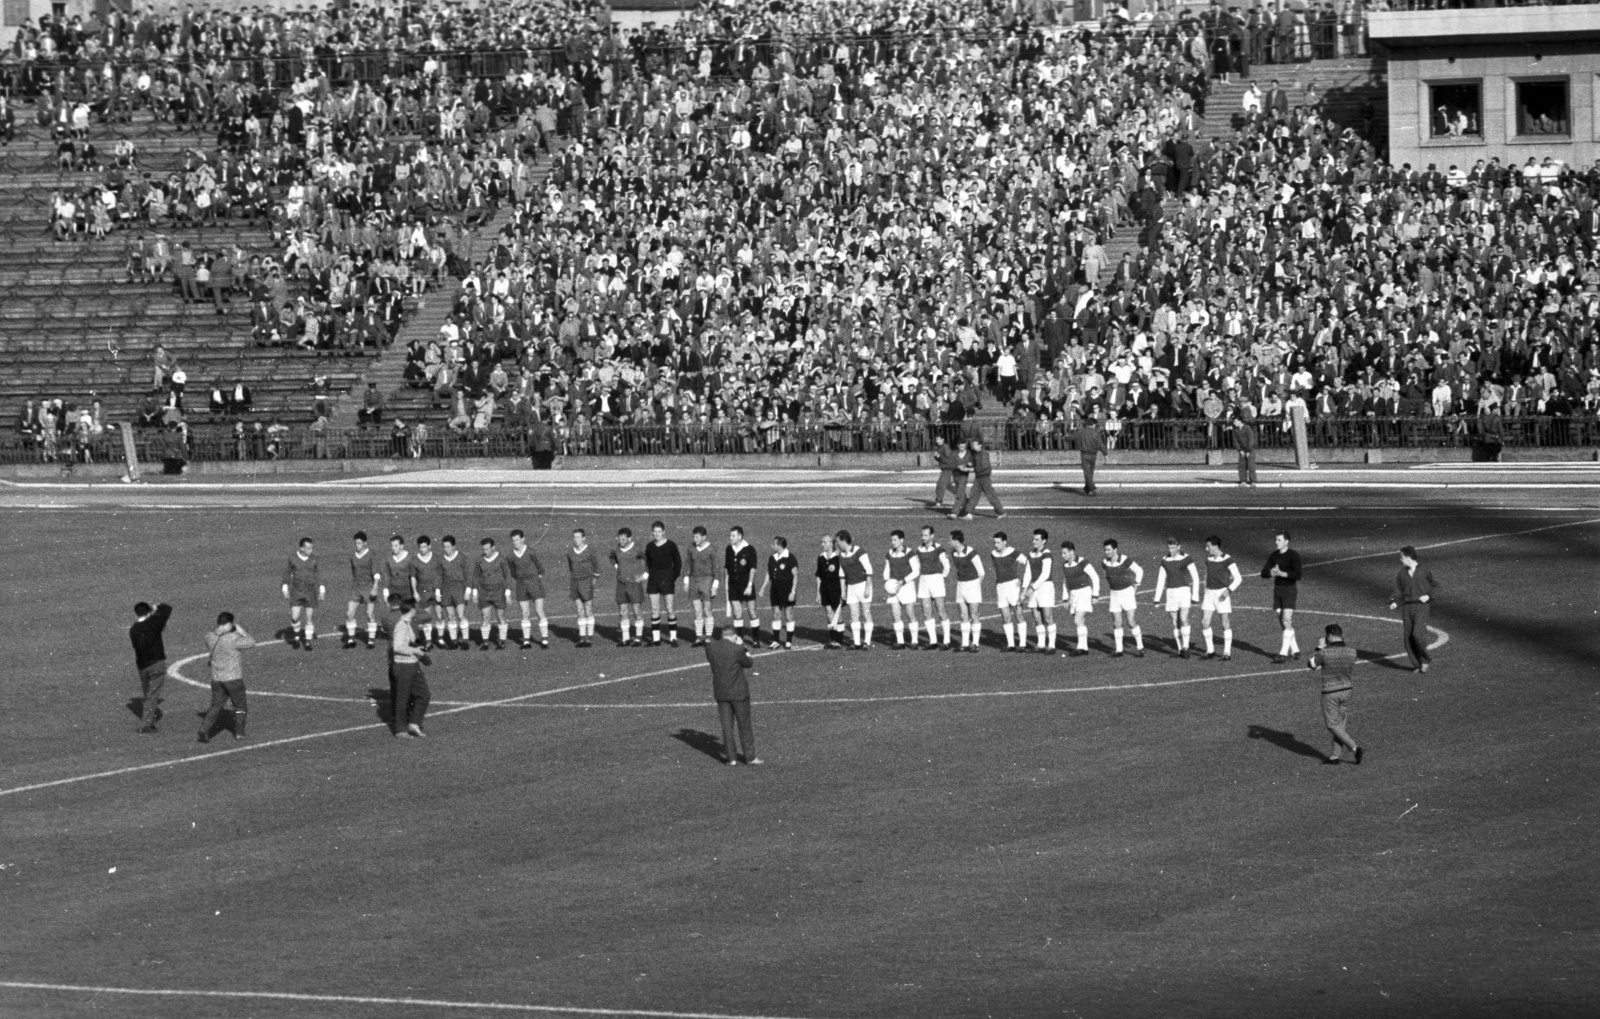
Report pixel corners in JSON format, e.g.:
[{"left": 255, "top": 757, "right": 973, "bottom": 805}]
[
  {"left": 201, "top": 679, "right": 248, "bottom": 735},
  {"left": 391, "top": 662, "right": 431, "bottom": 731},
  {"left": 1238, "top": 450, "right": 1258, "bottom": 483},
  {"left": 1080, "top": 452, "right": 1098, "bottom": 491},
  {"left": 1401, "top": 603, "right": 1431, "bottom": 669},
  {"left": 717, "top": 698, "right": 754, "bottom": 760}
]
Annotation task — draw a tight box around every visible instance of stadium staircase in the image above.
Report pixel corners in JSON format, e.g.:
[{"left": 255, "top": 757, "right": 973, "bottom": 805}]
[
  {"left": 1202, "top": 56, "right": 1387, "bottom": 145},
  {"left": 341, "top": 154, "right": 554, "bottom": 429}
]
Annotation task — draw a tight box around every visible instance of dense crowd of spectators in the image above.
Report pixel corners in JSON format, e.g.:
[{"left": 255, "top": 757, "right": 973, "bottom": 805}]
[{"left": 7, "top": 0, "right": 1600, "bottom": 465}]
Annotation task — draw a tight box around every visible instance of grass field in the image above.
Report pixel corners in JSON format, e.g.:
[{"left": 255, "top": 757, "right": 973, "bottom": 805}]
[{"left": 2, "top": 492, "right": 1598, "bottom": 1019}]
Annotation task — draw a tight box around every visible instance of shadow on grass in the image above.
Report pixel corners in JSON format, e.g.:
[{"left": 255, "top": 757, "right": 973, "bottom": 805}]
[
  {"left": 672, "top": 728, "right": 728, "bottom": 763},
  {"left": 1247, "top": 724, "right": 1327, "bottom": 761},
  {"left": 1358, "top": 649, "right": 1415, "bottom": 671},
  {"left": 367, "top": 687, "right": 393, "bottom": 727}
]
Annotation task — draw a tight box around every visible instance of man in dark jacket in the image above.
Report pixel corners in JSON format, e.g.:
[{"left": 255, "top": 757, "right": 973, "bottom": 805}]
[
  {"left": 1388, "top": 546, "right": 1438, "bottom": 674},
  {"left": 1234, "top": 410, "right": 1259, "bottom": 486},
  {"left": 931, "top": 436, "right": 965, "bottom": 510},
  {"left": 1075, "top": 417, "right": 1106, "bottom": 495},
  {"left": 705, "top": 628, "right": 760, "bottom": 765},
  {"left": 129, "top": 601, "right": 172, "bottom": 733}
]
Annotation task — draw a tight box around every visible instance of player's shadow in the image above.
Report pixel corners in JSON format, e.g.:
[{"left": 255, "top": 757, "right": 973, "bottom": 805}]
[
  {"left": 1358, "top": 649, "right": 1415, "bottom": 671},
  {"left": 1247, "top": 724, "right": 1326, "bottom": 761},
  {"left": 367, "top": 687, "right": 395, "bottom": 727},
  {"left": 672, "top": 728, "right": 729, "bottom": 762},
  {"left": 124, "top": 698, "right": 163, "bottom": 722}
]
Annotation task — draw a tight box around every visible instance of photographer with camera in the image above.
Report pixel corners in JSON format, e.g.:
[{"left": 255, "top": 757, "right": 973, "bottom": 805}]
[
  {"left": 390, "top": 598, "right": 432, "bottom": 739},
  {"left": 200, "top": 612, "right": 255, "bottom": 742}
]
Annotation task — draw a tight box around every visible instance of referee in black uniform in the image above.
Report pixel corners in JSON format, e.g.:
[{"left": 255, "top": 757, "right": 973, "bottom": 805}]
[
  {"left": 1260, "top": 531, "right": 1304, "bottom": 663},
  {"left": 815, "top": 535, "right": 845, "bottom": 649}
]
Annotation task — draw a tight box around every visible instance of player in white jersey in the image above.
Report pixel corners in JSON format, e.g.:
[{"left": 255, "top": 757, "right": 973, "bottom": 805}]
[
  {"left": 1153, "top": 537, "right": 1202, "bottom": 658},
  {"left": 1022, "top": 529, "right": 1058, "bottom": 653},
  {"left": 1201, "top": 535, "right": 1244, "bottom": 660},
  {"left": 948, "top": 529, "right": 986, "bottom": 652}
]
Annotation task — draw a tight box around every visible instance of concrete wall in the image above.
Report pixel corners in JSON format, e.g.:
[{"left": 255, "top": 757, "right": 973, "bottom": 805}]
[{"left": 1387, "top": 42, "right": 1599, "bottom": 170}]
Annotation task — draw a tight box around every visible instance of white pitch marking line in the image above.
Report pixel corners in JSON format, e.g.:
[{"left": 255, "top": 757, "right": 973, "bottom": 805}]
[
  {"left": 0, "top": 981, "right": 817, "bottom": 1019},
  {"left": 0, "top": 651, "right": 794, "bottom": 800},
  {"left": 1304, "top": 517, "right": 1600, "bottom": 568}
]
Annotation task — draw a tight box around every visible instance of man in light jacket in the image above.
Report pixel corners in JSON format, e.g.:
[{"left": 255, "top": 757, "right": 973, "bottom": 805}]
[{"left": 200, "top": 612, "right": 254, "bottom": 742}]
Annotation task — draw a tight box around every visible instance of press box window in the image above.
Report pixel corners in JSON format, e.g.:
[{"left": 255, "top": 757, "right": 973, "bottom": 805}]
[
  {"left": 1516, "top": 80, "right": 1570, "bottom": 137},
  {"left": 1429, "top": 82, "right": 1481, "bottom": 139}
]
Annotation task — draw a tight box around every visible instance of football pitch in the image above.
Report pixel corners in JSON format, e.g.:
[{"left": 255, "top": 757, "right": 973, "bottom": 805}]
[{"left": 2, "top": 470, "right": 1598, "bottom": 1019}]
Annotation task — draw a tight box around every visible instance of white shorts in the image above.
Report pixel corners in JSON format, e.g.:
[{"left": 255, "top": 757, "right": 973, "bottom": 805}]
[
  {"left": 1202, "top": 588, "right": 1233, "bottom": 613},
  {"left": 956, "top": 579, "right": 983, "bottom": 605},
  {"left": 916, "top": 574, "right": 947, "bottom": 601},
  {"left": 846, "top": 581, "right": 872, "bottom": 606},
  {"left": 1065, "top": 587, "right": 1094, "bottom": 615},
  {"left": 1108, "top": 587, "right": 1137, "bottom": 614},
  {"left": 888, "top": 579, "right": 916, "bottom": 606},
  {"left": 996, "top": 579, "right": 1021, "bottom": 608},
  {"left": 1163, "top": 588, "right": 1193, "bottom": 613},
  {"left": 1027, "top": 581, "right": 1057, "bottom": 609}
]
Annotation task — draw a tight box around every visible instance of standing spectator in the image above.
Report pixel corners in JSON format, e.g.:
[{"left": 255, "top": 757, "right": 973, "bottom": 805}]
[
  {"left": 389, "top": 599, "right": 431, "bottom": 739},
  {"left": 1307, "top": 624, "right": 1363, "bottom": 766},
  {"left": 704, "top": 624, "right": 759, "bottom": 766},
  {"left": 199, "top": 612, "right": 254, "bottom": 742},
  {"left": 1234, "top": 411, "right": 1259, "bottom": 487},
  {"left": 1388, "top": 546, "right": 1439, "bottom": 675},
  {"left": 128, "top": 601, "right": 172, "bottom": 734},
  {"left": 1074, "top": 414, "right": 1107, "bottom": 496}
]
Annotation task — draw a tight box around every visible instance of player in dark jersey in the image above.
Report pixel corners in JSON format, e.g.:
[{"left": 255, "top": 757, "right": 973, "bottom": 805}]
[
  {"left": 344, "top": 531, "right": 380, "bottom": 649},
  {"left": 725, "top": 526, "right": 760, "bottom": 645},
  {"left": 1101, "top": 538, "right": 1146, "bottom": 657},
  {"left": 1057, "top": 541, "right": 1100, "bottom": 657},
  {"left": 914, "top": 525, "right": 953, "bottom": 649},
  {"left": 645, "top": 521, "right": 683, "bottom": 646},
  {"left": 437, "top": 536, "right": 472, "bottom": 648},
  {"left": 281, "top": 536, "right": 325, "bottom": 650},
  {"left": 412, "top": 536, "right": 446, "bottom": 649},
  {"left": 380, "top": 534, "right": 417, "bottom": 637},
  {"left": 507, "top": 528, "right": 549, "bottom": 649},
  {"left": 1023, "top": 529, "right": 1057, "bottom": 653},
  {"left": 683, "top": 525, "right": 721, "bottom": 647},
  {"left": 759, "top": 536, "right": 799, "bottom": 648},
  {"left": 566, "top": 529, "right": 603, "bottom": 647},
  {"left": 469, "top": 537, "right": 513, "bottom": 650},
  {"left": 882, "top": 529, "right": 921, "bottom": 649},
  {"left": 815, "top": 534, "right": 845, "bottom": 649},
  {"left": 836, "top": 529, "right": 875, "bottom": 649},
  {"left": 948, "top": 529, "right": 986, "bottom": 652},
  {"left": 989, "top": 532, "right": 1027, "bottom": 650},
  {"left": 1261, "top": 530, "right": 1305, "bottom": 663},
  {"left": 1153, "top": 537, "right": 1202, "bottom": 658},
  {"left": 1201, "top": 536, "right": 1243, "bottom": 660},
  {"left": 610, "top": 528, "right": 648, "bottom": 647}
]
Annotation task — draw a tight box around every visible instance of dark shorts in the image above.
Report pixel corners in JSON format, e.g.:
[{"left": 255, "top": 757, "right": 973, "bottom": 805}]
[
  {"left": 819, "top": 587, "right": 842, "bottom": 610},
  {"left": 1272, "top": 585, "right": 1299, "bottom": 611},
  {"left": 514, "top": 580, "right": 545, "bottom": 603},
  {"left": 348, "top": 590, "right": 375, "bottom": 605},
  {"left": 617, "top": 581, "right": 646, "bottom": 606},
  {"left": 442, "top": 587, "right": 468, "bottom": 608},
  {"left": 687, "top": 577, "right": 716, "bottom": 601},
  {"left": 646, "top": 574, "right": 677, "bottom": 596},
  {"left": 570, "top": 578, "right": 595, "bottom": 603},
  {"left": 770, "top": 586, "right": 796, "bottom": 608},
  {"left": 1321, "top": 688, "right": 1351, "bottom": 730},
  {"left": 290, "top": 590, "right": 318, "bottom": 608},
  {"left": 479, "top": 591, "right": 505, "bottom": 609}
]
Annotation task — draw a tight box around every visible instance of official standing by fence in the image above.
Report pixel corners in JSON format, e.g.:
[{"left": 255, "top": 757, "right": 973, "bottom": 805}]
[
  {"left": 1234, "top": 411, "right": 1259, "bottom": 486},
  {"left": 1075, "top": 418, "right": 1106, "bottom": 495},
  {"left": 705, "top": 626, "right": 760, "bottom": 765},
  {"left": 200, "top": 612, "right": 254, "bottom": 742},
  {"left": 1388, "top": 546, "right": 1438, "bottom": 674},
  {"left": 129, "top": 601, "right": 172, "bottom": 733}
]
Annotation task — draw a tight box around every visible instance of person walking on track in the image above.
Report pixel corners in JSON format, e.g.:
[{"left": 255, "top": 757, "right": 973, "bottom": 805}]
[
  {"left": 953, "top": 437, "right": 1004, "bottom": 519},
  {"left": 1388, "top": 546, "right": 1438, "bottom": 674},
  {"left": 1075, "top": 416, "right": 1106, "bottom": 495}
]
